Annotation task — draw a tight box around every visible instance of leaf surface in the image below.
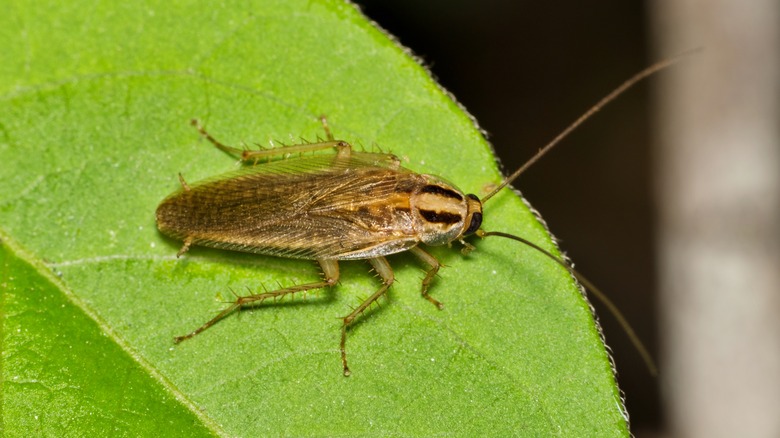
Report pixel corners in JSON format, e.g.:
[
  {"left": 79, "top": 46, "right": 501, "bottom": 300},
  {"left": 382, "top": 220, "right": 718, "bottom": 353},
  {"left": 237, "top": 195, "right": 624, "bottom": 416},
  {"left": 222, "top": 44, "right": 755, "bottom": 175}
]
[{"left": 0, "top": 1, "right": 627, "bottom": 436}]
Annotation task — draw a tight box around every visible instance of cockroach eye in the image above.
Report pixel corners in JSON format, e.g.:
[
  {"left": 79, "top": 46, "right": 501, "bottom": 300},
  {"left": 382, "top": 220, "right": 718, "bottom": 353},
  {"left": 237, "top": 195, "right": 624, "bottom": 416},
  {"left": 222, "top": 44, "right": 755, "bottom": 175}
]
[{"left": 465, "top": 212, "right": 482, "bottom": 235}]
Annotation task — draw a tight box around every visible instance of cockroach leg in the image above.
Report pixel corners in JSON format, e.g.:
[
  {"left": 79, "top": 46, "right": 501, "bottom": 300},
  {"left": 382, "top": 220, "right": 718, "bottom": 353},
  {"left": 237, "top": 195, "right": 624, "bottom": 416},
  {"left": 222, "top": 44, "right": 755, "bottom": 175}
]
[
  {"left": 177, "top": 173, "right": 191, "bottom": 191},
  {"left": 190, "top": 119, "right": 242, "bottom": 156},
  {"left": 409, "top": 246, "right": 444, "bottom": 310},
  {"left": 319, "top": 115, "right": 334, "bottom": 141},
  {"left": 176, "top": 236, "right": 192, "bottom": 258},
  {"left": 340, "top": 256, "right": 395, "bottom": 376},
  {"left": 173, "top": 259, "right": 340, "bottom": 344},
  {"left": 191, "top": 118, "right": 352, "bottom": 161}
]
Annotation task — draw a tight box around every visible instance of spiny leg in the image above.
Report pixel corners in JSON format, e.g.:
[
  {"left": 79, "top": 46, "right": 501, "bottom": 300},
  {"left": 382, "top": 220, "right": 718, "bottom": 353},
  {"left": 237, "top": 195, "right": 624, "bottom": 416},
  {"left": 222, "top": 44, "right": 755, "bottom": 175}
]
[
  {"left": 190, "top": 119, "right": 352, "bottom": 161},
  {"left": 174, "top": 259, "right": 340, "bottom": 343},
  {"left": 409, "top": 246, "right": 444, "bottom": 309},
  {"left": 319, "top": 115, "right": 334, "bottom": 141},
  {"left": 340, "top": 257, "right": 395, "bottom": 377},
  {"left": 317, "top": 116, "right": 402, "bottom": 169},
  {"left": 176, "top": 236, "right": 193, "bottom": 258},
  {"left": 177, "top": 173, "right": 191, "bottom": 191}
]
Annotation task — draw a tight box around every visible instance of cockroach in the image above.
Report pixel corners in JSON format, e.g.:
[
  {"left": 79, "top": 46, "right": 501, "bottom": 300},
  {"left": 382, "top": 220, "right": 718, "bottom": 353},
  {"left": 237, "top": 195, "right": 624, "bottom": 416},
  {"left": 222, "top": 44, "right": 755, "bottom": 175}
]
[{"left": 157, "top": 56, "right": 684, "bottom": 376}]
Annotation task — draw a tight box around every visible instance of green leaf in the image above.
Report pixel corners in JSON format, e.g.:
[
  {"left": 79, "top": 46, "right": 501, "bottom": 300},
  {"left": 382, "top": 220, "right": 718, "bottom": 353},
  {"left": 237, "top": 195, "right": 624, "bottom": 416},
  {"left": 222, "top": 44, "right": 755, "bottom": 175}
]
[{"left": 1, "top": 0, "right": 628, "bottom": 436}]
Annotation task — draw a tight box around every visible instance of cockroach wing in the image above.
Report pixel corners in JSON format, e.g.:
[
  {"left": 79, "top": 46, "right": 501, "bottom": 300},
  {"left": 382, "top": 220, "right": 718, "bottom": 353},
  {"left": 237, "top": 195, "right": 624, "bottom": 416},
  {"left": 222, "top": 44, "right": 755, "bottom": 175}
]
[{"left": 156, "top": 153, "right": 427, "bottom": 260}]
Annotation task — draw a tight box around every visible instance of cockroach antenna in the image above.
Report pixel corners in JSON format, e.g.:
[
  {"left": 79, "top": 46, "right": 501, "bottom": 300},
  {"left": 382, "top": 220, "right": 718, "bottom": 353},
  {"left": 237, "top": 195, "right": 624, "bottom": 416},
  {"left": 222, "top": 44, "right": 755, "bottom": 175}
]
[{"left": 478, "top": 51, "right": 698, "bottom": 375}]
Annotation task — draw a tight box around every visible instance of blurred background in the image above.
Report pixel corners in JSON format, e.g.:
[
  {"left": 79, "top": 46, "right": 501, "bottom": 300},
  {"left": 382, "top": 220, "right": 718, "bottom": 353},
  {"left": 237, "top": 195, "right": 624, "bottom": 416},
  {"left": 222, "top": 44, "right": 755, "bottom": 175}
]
[{"left": 353, "top": 1, "right": 780, "bottom": 437}]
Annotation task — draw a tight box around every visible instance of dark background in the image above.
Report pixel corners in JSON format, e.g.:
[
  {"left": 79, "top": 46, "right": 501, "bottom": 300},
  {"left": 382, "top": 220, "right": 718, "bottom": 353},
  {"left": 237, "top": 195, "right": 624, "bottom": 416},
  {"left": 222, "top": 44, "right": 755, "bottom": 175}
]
[{"left": 353, "top": 1, "right": 660, "bottom": 433}]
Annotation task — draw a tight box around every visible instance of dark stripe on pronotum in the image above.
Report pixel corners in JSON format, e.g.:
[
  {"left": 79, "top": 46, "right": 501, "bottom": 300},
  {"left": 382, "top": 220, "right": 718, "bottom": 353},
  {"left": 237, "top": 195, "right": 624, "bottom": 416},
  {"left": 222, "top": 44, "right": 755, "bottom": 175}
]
[
  {"left": 420, "top": 185, "right": 464, "bottom": 201},
  {"left": 419, "top": 209, "right": 462, "bottom": 224}
]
